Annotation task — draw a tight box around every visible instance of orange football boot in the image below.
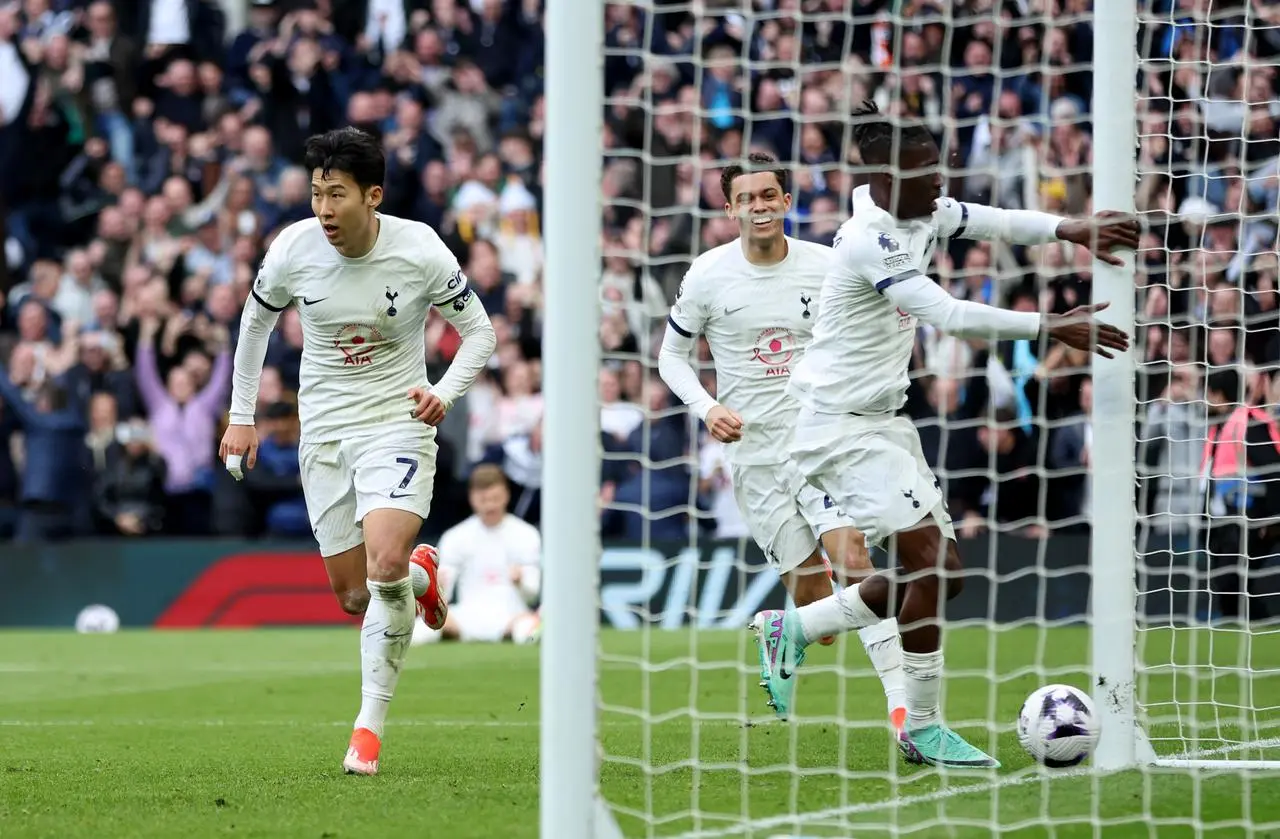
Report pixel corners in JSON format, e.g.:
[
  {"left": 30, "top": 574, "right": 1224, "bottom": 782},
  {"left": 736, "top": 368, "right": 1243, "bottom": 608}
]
[
  {"left": 343, "top": 727, "right": 381, "bottom": 775},
  {"left": 890, "top": 706, "right": 908, "bottom": 736},
  {"left": 410, "top": 544, "right": 448, "bottom": 630}
]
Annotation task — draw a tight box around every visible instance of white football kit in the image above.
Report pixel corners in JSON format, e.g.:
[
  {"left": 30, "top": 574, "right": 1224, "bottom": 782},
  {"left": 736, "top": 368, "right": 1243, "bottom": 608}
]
[
  {"left": 437, "top": 513, "right": 541, "bottom": 642},
  {"left": 788, "top": 188, "right": 1062, "bottom": 545},
  {"left": 659, "top": 237, "right": 852, "bottom": 572},
  {"left": 230, "top": 214, "right": 496, "bottom": 556}
]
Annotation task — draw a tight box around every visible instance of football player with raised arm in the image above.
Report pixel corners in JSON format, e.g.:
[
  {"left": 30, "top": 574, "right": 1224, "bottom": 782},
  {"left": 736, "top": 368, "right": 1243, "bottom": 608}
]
[
  {"left": 219, "top": 128, "right": 497, "bottom": 775},
  {"left": 658, "top": 152, "right": 907, "bottom": 732},
  {"left": 752, "top": 102, "right": 1137, "bottom": 768}
]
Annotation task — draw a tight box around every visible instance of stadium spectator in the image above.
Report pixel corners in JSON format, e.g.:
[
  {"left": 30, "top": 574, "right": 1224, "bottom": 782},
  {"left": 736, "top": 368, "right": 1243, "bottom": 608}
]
[
  {"left": 94, "top": 417, "right": 167, "bottom": 536},
  {"left": 0, "top": 351, "right": 89, "bottom": 541},
  {"left": 133, "top": 315, "right": 230, "bottom": 533},
  {"left": 1200, "top": 367, "right": 1280, "bottom": 621},
  {"left": 240, "top": 399, "right": 308, "bottom": 538}
]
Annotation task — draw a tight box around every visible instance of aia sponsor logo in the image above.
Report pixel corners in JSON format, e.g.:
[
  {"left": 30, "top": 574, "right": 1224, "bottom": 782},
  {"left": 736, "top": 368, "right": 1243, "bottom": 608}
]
[
  {"left": 333, "top": 323, "right": 386, "bottom": 366},
  {"left": 751, "top": 327, "right": 796, "bottom": 376}
]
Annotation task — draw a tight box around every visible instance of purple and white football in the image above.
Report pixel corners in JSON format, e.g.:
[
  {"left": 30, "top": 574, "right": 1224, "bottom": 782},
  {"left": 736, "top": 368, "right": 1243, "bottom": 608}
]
[{"left": 1017, "top": 684, "right": 1101, "bottom": 767}]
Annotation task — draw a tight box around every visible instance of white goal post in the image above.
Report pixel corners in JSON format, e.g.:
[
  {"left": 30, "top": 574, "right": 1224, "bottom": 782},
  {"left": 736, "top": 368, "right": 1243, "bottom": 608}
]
[
  {"left": 540, "top": 0, "right": 617, "bottom": 837},
  {"left": 542, "top": 0, "right": 1280, "bottom": 837},
  {"left": 1087, "top": 0, "right": 1144, "bottom": 773}
]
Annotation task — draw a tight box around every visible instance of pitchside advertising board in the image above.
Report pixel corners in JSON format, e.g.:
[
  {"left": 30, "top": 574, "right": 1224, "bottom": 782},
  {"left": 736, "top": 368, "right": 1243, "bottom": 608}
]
[{"left": 0, "top": 535, "right": 1136, "bottom": 629}]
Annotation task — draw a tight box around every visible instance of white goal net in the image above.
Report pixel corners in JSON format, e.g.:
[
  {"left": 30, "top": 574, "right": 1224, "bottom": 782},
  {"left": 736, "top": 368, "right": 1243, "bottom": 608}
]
[
  {"left": 1133, "top": 0, "right": 1280, "bottom": 772},
  {"left": 582, "top": 0, "right": 1280, "bottom": 836}
]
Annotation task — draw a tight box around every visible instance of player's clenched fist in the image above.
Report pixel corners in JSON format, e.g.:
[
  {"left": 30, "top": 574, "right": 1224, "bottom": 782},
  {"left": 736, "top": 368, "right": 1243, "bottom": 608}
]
[
  {"left": 219, "top": 424, "right": 259, "bottom": 480},
  {"left": 408, "top": 386, "right": 447, "bottom": 426},
  {"left": 705, "top": 404, "right": 744, "bottom": 443}
]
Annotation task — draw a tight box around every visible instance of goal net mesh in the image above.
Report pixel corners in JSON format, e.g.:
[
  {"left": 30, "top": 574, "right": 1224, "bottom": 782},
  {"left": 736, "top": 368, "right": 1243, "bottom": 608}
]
[
  {"left": 593, "top": 1, "right": 1280, "bottom": 836},
  {"left": 1134, "top": 0, "right": 1280, "bottom": 768}
]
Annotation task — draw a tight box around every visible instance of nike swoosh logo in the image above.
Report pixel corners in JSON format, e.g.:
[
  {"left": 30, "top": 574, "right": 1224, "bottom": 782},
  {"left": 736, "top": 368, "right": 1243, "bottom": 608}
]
[
  {"left": 302, "top": 297, "right": 328, "bottom": 306},
  {"left": 724, "top": 306, "right": 747, "bottom": 316},
  {"left": 383, "top": 630, "right": 413, "bottom": 639},
  {"left": 779, "top": 667, "right": 793, "bottom": 680},
  {"left": 389, "top": 491, "right": 414, "bottom": 499}
]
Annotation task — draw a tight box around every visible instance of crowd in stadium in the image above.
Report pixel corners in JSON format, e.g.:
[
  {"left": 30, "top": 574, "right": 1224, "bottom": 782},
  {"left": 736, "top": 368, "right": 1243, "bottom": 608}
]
[{"left": 0, "top": 0, "right": 1276, "bottom": 555}]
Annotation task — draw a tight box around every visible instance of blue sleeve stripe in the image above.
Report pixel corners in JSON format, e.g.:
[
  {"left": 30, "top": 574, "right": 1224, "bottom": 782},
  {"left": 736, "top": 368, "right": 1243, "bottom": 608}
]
[
  {"left": 874, "top": 271, "right": 926, "bottom": 294},
  {"left": 251, "top": 288, "right": 286, "bottom": 312},
  {"left": 667, "top": 315, "right": 693, "bottom": 338},
  {"left": 954, "top": 202, "right": 971, "bottom": 238}
]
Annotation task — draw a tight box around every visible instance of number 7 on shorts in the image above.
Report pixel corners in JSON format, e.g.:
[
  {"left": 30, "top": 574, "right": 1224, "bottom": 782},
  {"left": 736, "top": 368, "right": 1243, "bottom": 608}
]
[{"left": 391, "top": 457, "right": 418, "bottom": 497}]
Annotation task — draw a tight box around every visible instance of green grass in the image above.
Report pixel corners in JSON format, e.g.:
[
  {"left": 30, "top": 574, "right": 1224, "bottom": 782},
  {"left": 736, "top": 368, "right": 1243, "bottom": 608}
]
[{"left": 1, "top": 627, "right": 1278, "bottom": 839}]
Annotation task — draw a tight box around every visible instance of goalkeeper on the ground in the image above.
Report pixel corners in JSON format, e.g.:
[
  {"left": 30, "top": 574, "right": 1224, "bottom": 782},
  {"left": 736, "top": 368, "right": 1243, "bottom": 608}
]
[{"left": 413, "top": 464, "right": 542, "bottom": 646}]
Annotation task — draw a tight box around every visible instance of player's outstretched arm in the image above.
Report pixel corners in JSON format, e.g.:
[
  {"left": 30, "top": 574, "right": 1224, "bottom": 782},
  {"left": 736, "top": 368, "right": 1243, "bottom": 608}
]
[
  {"left": 882, "top": 273, "right": 1041, "bottom": 341},
  {"left": 657, "top": 322, "right": 742, "bottom": 443},
  {"left": 221, "top": 295, "right": 283, "bottom": 478},
  {"left": 417, "top": 293, "right": 496, "bottom": 425},
  {"left": 934, "top": 199, "right": 1140, "bottom": 264},
  {"left": 882, "top": 276, "right": 1128, "bottom": 357}
]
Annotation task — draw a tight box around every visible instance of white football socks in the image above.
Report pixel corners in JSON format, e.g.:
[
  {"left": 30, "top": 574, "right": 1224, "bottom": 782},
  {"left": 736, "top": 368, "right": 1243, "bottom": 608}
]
[
  {"left": 355, "top": 577, "right": 415, "bottom": 738},
  {"left": 858, "top": 618, "right": 906, "bottom": 715},
  {"left": 796, "top": 580, "right": 881, "bottom": 643},
  {"left": 901, "top": 648, "right": 944, "bottom": 731}
]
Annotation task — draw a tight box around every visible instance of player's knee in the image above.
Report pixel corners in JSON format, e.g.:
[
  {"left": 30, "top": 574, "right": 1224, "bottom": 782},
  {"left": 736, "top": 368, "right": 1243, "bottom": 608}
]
[
  {"left": 365, "top": 544, "right": 413, "bottom": 582},
  {"left": 335, "top": 587, "right": 369, "bottom": 615}
]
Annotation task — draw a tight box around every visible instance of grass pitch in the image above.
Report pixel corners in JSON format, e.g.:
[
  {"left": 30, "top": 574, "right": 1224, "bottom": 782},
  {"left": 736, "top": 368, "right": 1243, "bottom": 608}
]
[{"left": 1, "top": 626, "right": 1278, "bottom": 838}]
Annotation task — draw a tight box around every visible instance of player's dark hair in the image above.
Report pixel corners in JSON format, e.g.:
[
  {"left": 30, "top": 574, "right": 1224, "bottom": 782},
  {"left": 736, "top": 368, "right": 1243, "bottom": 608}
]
[
  {"left": 303, "top": 127, "right": 386, "bottom": 192},
  {"left": 849, "top": 100, "right": 935, "bottom": 167},
  {"left": 720, "top": 151, "right": 789, "bottom": 203}
]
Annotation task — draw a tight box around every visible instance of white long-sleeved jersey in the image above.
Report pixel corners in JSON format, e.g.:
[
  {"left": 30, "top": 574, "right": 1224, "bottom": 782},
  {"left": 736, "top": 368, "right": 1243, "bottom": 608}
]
[
  {"left": 659, "top": 236, "right": 833, "bottom": 465},
  {"left": 788, "top": 190, "right": 1063, "bottom": 417},
  {"left": 229, "top": 214, "right": 496, "bottom": 442},
  {"left": 437, "top": 513, "right": 542, "bottom": 605}
]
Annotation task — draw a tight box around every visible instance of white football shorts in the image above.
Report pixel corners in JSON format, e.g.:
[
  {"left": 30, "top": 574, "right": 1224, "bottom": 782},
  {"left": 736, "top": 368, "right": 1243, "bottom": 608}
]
[
  {"left": 451, "top": 588, "right": 530, "bottom": 642},
  {"left": 789, "top": 410, "right": 955, "bottom": 549},
  {"left": 299, "top": 428, "right": 438, "bottom": 557},
  {"left": 731, "top": 459, "right": 854, "bottom": 573}
]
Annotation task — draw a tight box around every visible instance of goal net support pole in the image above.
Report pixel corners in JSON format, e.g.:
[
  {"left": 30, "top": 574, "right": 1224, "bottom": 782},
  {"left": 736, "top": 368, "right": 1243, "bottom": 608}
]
[
  {"left": 541, "top": 0, "right": 622, "bottom": 837},
  {"left": 1088, "top": 0, "right": 1148, "bottom": 773}
]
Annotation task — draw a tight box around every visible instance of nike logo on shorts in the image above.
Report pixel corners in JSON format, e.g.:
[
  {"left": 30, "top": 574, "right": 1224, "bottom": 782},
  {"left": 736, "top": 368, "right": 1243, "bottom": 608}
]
[
  {"left": 383, "top": 630, "right": 413, "bottom": 639},
  {"left": 389, "top": 491, "right": 414, "bottom": 499},
  {"left": 302, "top": 297, "right": 328, "bottom": 306}
]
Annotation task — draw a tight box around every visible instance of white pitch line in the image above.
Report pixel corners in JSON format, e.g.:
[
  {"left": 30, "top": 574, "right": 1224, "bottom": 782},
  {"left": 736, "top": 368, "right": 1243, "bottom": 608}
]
[
  {"left": 1167, "top": 737, "right": 1280, "bottom": 760},
  {"left": 673, "top": 737, "right": 1280, "bottom": 839}
]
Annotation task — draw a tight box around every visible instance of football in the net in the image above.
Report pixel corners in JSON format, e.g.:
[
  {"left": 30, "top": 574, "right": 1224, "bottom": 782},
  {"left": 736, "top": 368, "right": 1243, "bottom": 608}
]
[{"left": 1016, "top": 684, "right": 1100, "bottom": 767}]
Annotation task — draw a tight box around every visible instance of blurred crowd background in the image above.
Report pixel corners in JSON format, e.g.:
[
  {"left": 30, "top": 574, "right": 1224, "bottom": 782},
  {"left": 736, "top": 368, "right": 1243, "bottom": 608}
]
[{"left": 0, "top": 0, "right": 1277, "bottom": 609}]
